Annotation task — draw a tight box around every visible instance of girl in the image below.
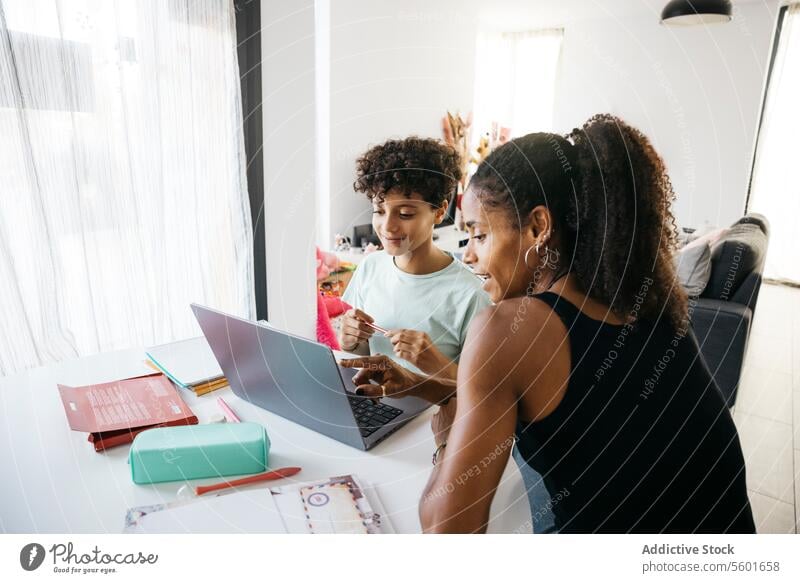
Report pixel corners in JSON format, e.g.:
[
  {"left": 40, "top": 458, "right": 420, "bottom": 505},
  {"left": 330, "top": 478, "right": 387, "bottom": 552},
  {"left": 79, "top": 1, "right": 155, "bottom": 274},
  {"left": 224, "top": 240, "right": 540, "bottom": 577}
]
[{"left": 340, "top": 136, "right": 491, "bottom": 381}]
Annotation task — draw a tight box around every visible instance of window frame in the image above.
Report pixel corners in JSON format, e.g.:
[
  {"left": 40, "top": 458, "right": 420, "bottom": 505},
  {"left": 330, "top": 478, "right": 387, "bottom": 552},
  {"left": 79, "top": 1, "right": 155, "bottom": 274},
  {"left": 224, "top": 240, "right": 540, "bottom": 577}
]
[
  {"left": 234, "top": 0, "right": 268, "bottom": 320},
  {"left": 745, "top": 4, "right": 788, "bottom": 212}
]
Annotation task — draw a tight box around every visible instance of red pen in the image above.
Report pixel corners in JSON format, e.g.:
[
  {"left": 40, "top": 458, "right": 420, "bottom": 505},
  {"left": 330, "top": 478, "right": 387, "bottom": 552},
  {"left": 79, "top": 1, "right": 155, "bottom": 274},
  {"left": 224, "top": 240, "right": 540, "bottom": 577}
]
[{"left": 195, "top": 467, "right": 302, "bottom": 496}]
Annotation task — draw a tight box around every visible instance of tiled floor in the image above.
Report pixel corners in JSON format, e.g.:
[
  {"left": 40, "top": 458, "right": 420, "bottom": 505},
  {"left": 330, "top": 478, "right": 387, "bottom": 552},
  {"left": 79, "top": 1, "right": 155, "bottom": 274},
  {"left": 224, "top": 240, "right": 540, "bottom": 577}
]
[{"left": 731, "top": 283, "right": 800, "bottom": 533}]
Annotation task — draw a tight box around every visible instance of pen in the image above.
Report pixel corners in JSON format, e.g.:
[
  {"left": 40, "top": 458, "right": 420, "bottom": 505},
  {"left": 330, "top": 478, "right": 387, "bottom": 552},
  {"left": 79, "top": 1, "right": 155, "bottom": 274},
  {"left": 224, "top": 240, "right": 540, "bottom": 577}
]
[
  {"left": 217, "top": 397, "right": 241, "bottom": 423},
  {"left": 363, "top": 320, "right": 390, "bottom": 335},
  {"left": 195, "top": 467, "right": 302, "bottom": 496}
]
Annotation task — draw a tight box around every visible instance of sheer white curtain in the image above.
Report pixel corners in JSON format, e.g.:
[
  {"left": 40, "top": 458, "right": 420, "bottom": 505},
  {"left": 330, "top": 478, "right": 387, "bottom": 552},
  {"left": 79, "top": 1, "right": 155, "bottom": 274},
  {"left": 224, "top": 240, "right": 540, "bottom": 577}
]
[
  {"left": 748, "top": 4, "right": 800, "bottom": 283},
  {"left": 0, "top": 0, "right": 254, "bottom": 375},
  {"left": 472, "top": 28, "right": 563, "bottom": 147}
]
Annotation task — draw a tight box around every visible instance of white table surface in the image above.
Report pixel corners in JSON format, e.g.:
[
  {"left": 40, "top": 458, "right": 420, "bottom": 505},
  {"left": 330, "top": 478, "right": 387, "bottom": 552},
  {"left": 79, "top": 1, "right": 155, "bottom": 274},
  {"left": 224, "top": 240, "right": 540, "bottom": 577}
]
[{"left": 0, "top": 348, "right": 531, "bottom": 534}]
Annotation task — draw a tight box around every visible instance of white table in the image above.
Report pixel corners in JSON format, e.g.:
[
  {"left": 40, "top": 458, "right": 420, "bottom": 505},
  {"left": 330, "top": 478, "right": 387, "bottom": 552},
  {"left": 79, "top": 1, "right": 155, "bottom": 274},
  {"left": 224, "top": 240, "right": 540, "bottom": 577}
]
[{"left": 0, "top": 348, "right": 531, "bottom": 533}]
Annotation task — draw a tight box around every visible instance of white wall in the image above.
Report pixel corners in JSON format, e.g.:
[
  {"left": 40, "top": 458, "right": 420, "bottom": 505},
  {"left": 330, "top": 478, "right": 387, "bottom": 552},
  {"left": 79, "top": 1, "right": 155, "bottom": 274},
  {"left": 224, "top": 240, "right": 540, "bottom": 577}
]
[
  {"left": 319, "top": 0, "right": 780, "bottom": 245},
  {"left": 326, "top": 0, "right": 480, "bottom": 243},
  {"left": 552, "top": 1, "right": 779, "bottom": 228},
  {"left": 260, "top": 1, "right": 779, "bottom": 330},
  {"left": 262, "top": 0, "right": 317, "bottom": 338}
]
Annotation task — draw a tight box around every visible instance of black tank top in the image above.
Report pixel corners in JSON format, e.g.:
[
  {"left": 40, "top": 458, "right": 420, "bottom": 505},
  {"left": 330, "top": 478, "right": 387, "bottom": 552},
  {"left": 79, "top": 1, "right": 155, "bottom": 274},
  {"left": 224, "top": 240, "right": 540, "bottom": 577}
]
[{"left": 515, "top": 292, "right": 755, "bottom": 533}]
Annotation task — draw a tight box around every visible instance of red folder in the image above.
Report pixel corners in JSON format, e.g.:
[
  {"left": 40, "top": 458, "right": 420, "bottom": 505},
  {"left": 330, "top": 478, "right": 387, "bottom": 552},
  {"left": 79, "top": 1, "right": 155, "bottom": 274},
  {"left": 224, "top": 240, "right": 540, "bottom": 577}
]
[
  {"left": 58, "top": 373, "right": 198, "bottom": 452},
  {"left": 86, "top": 418, "right": 198, "bottom": 452}
]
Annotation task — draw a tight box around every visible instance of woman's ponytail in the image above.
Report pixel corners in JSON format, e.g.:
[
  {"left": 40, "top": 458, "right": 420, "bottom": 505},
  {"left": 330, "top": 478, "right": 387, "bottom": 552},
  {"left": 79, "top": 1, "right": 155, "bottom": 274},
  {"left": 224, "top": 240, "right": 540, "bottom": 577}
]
[{"left": 565, "top": 114, "right": 687, "bottom": 328}]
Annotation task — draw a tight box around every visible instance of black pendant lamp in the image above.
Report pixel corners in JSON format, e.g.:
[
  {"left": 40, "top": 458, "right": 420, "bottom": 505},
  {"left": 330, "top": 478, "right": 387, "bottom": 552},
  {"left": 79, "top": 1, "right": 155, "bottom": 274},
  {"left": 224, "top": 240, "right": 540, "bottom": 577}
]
[{"left": 660, "top": 0, "right": 733, "bottom": 25}]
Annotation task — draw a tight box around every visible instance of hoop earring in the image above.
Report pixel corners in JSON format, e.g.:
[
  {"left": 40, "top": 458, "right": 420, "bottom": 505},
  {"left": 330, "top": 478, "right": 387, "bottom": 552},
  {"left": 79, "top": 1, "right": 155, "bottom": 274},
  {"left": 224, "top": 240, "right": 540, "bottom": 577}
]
[{"left": 523, "top": 245, "right": 538, "bottom": 271}]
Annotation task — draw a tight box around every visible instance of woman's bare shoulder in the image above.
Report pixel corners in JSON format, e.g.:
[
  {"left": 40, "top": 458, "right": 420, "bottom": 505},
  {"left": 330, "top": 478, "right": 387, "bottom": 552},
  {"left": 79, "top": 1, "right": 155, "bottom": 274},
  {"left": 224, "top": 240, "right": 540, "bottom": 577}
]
[
  {"left": 495, "top": 295, "right": 567, "bottom": 335},
  {"left": 460, "top": 295, "right": 570, "bottom": 417},
  {"left": 465, "top": 295, "right": 569, "bottom": 368}
]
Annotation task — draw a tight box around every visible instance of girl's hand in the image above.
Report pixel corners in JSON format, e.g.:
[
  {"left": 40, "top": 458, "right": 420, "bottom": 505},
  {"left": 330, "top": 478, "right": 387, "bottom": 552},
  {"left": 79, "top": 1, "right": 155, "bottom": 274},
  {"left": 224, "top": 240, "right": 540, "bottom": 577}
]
[
  {"left": 386, "top": 329, "right": 456, "bottom": 379},
  {"left": 338, "top": 354, "right": 424, "bottom": 399},
  {"left": 340, "top": 309, "right": 376, "bottom": 351}
]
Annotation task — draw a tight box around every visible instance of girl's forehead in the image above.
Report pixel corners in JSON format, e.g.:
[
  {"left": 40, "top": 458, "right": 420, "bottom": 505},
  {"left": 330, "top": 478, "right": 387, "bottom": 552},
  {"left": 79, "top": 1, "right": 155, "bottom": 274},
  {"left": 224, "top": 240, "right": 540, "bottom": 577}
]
[{"left": 373, "top": 196, "right": 436, "bottom": 208}]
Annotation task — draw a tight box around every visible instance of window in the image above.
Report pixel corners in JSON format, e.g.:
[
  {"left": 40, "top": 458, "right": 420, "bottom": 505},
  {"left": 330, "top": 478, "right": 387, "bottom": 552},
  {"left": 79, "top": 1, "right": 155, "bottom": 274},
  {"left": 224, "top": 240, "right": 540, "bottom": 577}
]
[
  {"left": 0, "top": 0, "right": 254, "bottom": 374},
  {"left": 747, "top": 4, "right": 800, "bottom": 284},
  {"left": 471, "top": 28, "right": 563, "bottom": 150}
]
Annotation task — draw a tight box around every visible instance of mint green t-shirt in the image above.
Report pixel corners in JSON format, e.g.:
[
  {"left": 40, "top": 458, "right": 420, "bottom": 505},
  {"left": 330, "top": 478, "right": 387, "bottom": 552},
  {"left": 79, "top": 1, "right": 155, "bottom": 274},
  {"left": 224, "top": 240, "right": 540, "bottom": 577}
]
[{"left": 342, "top": 251, "right": 492, "bottom": 373}]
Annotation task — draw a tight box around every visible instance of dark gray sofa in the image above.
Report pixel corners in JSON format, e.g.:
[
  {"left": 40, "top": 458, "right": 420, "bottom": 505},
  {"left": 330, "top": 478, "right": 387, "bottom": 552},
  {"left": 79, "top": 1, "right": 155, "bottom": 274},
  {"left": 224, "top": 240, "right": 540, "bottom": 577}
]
[{"left": 689, "top": 214, "right": 770, "bottom": 406}]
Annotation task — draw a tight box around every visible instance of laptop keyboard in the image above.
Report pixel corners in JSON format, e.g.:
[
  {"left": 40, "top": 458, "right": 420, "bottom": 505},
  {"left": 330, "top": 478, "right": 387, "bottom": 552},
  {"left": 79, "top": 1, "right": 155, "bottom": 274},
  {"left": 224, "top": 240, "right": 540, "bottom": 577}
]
[{"left": 347, "top": 396, "right": 404, "bottom": 437}]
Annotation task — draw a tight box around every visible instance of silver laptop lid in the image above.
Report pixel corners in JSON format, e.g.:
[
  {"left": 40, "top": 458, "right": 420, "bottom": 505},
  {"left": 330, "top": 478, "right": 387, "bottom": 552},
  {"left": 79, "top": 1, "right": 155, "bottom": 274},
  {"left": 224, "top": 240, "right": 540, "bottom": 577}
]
[{"left": 191, "top": 303, "right": 364, "bottom": 449}]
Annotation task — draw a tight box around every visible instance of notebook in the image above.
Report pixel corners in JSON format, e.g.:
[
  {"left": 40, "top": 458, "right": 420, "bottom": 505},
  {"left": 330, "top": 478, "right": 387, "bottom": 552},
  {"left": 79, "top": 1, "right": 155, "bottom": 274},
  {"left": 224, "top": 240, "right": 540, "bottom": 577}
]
[
  {"left": 145, "top": 336, "right": 225, "bottom": 392},
  {"left": 143, "top": 361, "right": 228, "bottom": 396}
]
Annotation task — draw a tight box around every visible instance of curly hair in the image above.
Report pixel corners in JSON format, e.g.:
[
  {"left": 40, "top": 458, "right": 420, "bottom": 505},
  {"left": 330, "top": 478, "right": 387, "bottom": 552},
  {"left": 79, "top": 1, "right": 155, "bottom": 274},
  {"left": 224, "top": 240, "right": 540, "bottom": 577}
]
[
  {"left": 469, "top": 114, "right": 688, "bottom": 329},
  {"left": 353, "top": 136, "right": 462, "bottom": 206}
]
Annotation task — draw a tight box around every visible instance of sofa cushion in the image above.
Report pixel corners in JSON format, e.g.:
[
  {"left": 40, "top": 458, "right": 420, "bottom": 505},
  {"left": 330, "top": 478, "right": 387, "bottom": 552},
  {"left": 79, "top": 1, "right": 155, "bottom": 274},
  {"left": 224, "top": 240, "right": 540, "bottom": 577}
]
[
  {"left": 683, "top": 227, "right": 729, "bottom": 251},
  {"left": 675, "top": 242, "right": 712, "bottom": 296},
  {"left": 704, "top": 223, "right": 768, "bottom": 300},
  {"left": 735, "top": 213, "right": 769, "bottom": 236}
]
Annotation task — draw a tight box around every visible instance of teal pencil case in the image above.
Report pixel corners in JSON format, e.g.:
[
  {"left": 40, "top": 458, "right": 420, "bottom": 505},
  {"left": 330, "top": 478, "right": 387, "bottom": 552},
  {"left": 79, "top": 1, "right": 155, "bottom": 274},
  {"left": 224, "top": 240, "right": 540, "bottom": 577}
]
[{"left": 129, "top": 422, "right": 270, "bottom": 484}]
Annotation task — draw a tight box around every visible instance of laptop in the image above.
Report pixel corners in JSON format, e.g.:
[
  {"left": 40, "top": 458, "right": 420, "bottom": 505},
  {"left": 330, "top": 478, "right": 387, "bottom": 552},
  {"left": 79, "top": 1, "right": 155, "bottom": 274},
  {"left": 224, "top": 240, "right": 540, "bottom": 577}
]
[{"left": 191, "top": 304, "right": 431, "bottom": 450}]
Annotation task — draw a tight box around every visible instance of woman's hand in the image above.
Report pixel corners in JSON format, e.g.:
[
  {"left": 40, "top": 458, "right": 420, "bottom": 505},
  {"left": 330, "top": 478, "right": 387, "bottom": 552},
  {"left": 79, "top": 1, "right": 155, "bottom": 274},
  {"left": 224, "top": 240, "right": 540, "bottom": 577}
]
[
  {"left": 338, "top": 354, "right": 424, "bottom": 399},
  {"left": 431, "top": 398, "right": 457, "bottom": 448},
  {"left": 340, "top": 308, "right": 376, "bottom": 351},
  {"left": 339, "top": 354, "right": 457, "bottom": 404},
  {"left": 386, "top": 329, "right": 457, "bottom": 380}
]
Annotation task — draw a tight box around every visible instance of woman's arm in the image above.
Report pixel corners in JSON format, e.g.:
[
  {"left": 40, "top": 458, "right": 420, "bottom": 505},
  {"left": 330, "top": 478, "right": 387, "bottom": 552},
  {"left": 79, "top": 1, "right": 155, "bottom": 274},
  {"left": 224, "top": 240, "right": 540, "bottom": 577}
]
[{"left": 418, "top": 307, "right": 520, "bottom": 533}]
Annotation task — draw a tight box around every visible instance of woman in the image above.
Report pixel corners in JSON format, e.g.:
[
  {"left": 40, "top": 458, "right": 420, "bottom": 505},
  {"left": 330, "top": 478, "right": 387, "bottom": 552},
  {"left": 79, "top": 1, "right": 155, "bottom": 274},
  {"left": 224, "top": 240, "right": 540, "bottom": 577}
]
[{"left": 342, "top": 114, "right": 755, "bottom": 534}]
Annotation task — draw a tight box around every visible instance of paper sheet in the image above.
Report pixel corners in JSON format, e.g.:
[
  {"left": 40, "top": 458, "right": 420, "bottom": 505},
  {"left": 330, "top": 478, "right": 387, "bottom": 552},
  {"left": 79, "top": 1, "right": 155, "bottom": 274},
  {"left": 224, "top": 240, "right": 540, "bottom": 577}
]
[
  {"left": 126, "top": 489, "right": 285, "bottom": 534},
  {"left": 124, "top": 474, "right": 389, "bottom": 534}
]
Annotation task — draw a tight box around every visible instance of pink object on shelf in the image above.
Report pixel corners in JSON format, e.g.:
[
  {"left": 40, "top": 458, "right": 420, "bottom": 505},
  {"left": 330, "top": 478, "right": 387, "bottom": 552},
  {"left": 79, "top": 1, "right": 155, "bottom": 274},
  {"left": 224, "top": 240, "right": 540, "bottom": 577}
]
[{"left": 316, "top": 247, "right": 341, "bottom": 280}]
